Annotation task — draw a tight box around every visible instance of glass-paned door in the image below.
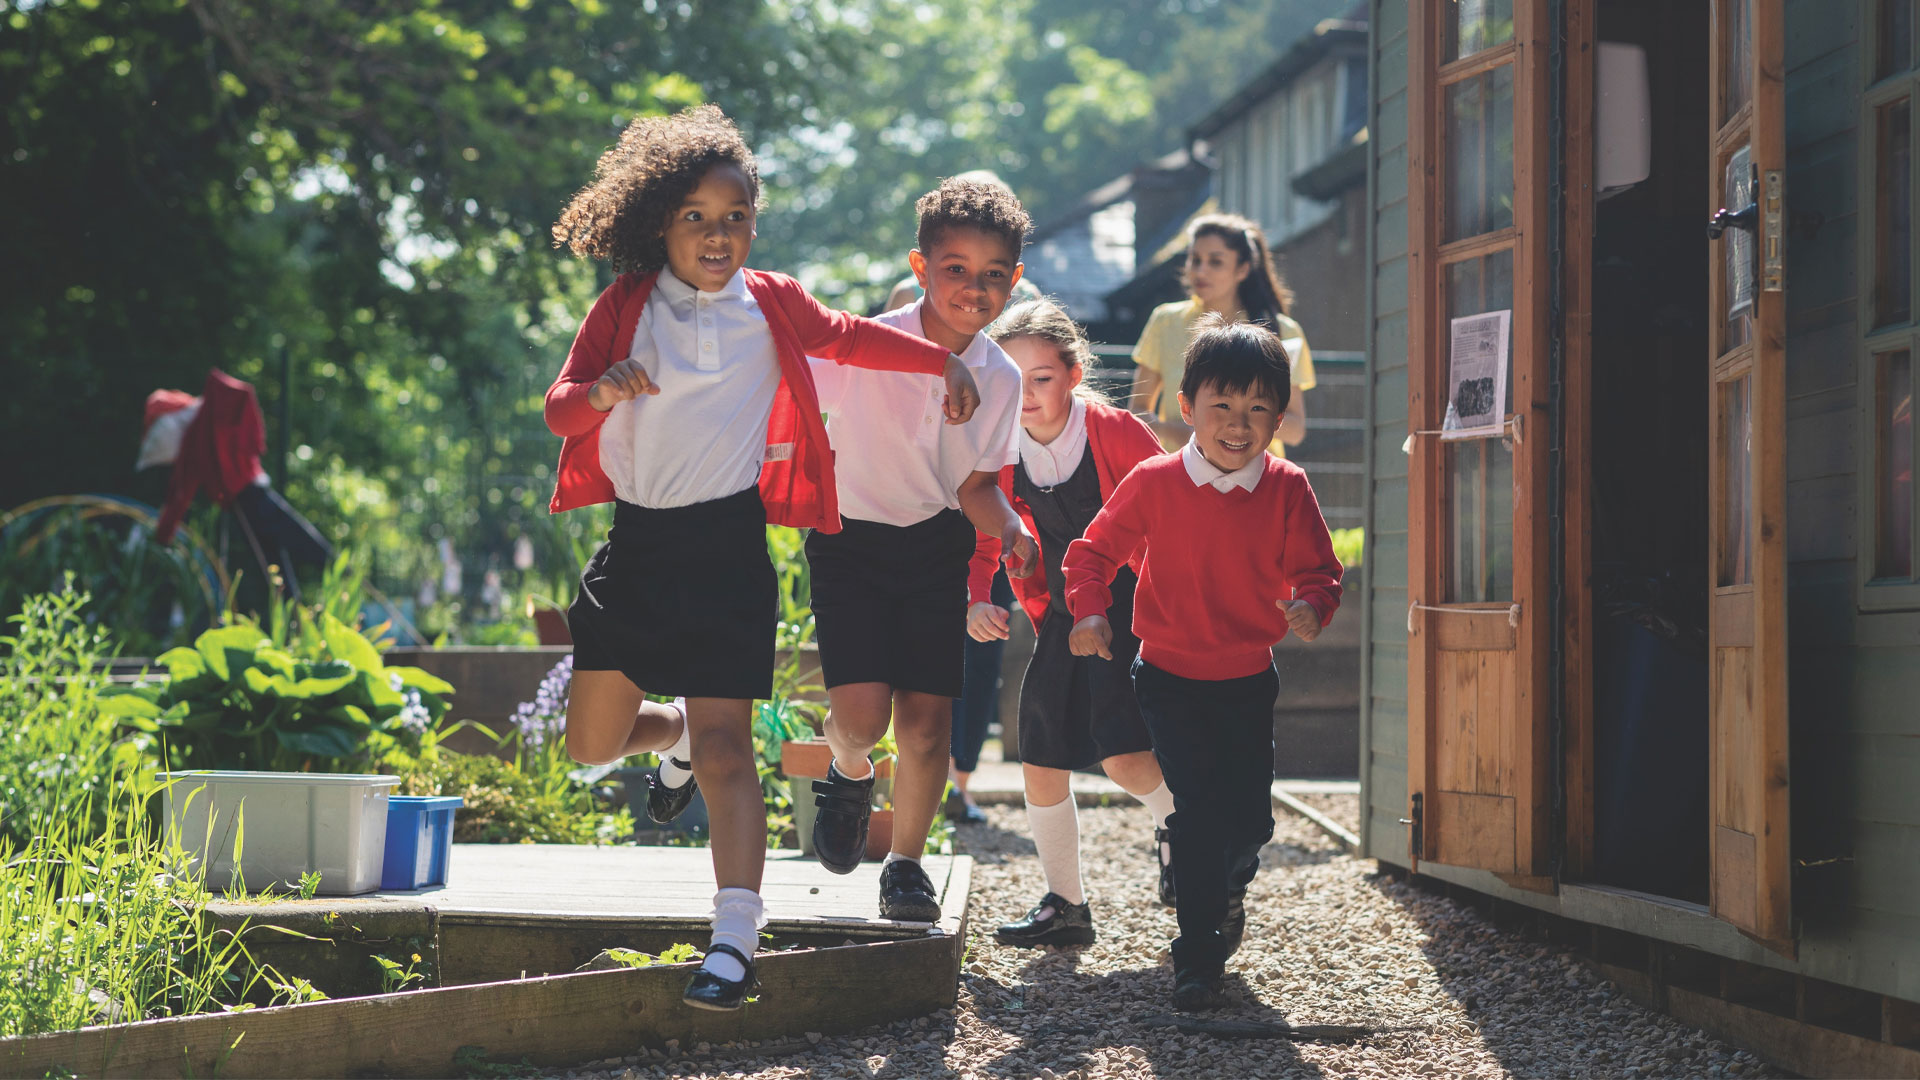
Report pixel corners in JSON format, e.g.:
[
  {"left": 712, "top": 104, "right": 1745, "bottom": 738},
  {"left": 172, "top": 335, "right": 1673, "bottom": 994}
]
[
  {"left": 1406, "top": 0, "right": 1552, "bottom": 882},
  {"left": 1705, "top": 0, "right": 1791, "bottom": 953}
]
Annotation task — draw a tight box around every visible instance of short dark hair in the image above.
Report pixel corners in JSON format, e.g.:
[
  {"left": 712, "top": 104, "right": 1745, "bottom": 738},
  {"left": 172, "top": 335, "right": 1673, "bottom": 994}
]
[
  {"left": 1179, "top": 314, "right": 1292, "bottom": 412},
  {"left": 915, "top": 176, "right": 1030, "bottom": 258}
]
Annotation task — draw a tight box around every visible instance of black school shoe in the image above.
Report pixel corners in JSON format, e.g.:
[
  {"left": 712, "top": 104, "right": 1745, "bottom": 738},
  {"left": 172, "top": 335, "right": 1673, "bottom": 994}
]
[
  {"left": 1171, "top": 970, "right": 1227, "bottom": 1011},
  {"left": 681, "top": 944, "right": 757, "bottom": 1011},
  {"left": 877, "top": 858, "right": 944, "bottom": 922},
  {"left": 645, "top": 760, "right": 698, "bottom": 824},
  {"left": 995, "top": 892, "right": 1096, "bottom": 948},
  {"left": 1154, "top": 827, "right": 1176, "bottom": 907},
  {"left": 1221, "top": 890, "right": 1248, "bottom": 957},
  {"left": 810, "top": 761, "right": 875, "bottom": 875}
]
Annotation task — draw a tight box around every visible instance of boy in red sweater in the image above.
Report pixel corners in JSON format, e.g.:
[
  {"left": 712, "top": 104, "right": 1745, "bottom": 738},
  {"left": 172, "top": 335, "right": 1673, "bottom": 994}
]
[{"left": 1063, "top": 316, "right": 1342, "bottom": 1010}]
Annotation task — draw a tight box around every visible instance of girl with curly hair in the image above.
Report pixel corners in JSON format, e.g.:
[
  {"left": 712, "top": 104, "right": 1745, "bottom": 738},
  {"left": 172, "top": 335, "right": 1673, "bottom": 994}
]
[{"left": 544, "top": 104, "right": 983, "bottom": 1012}]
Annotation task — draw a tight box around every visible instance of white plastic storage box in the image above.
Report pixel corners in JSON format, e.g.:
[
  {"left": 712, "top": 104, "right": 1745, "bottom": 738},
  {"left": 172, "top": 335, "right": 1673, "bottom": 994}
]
[{"left": 162, "top": 771, "right": 400, "bottom": 896}]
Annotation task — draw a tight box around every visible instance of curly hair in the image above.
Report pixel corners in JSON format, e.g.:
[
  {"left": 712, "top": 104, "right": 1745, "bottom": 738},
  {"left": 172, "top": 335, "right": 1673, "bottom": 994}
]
[
  {"left": 552, "top": 104, "right": 762, "bottom": 275},
  {"left": 915, "top": 176, "right": 1031, "bottom": 257}
]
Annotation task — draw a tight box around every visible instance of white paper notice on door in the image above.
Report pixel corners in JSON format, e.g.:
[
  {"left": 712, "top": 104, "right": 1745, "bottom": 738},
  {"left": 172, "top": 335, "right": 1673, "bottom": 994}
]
[{"left": 1442, "top": 309, "right": 1510, "bottom": 440}]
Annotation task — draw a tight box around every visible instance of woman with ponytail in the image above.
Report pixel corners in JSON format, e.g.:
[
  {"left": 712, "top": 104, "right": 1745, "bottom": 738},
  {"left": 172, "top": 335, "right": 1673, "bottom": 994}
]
[{"left": 1127, "top": 213, "right": 1315, "bottom": 453}]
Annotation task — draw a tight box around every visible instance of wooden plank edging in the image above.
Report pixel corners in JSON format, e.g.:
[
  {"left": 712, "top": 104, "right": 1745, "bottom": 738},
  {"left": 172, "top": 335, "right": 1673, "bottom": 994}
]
[
  {"left": 0, "top": 932, "right": 961, "bottom": 1079},
  {"left": 1272, "top": 784, "right": 1361, "bottom": 850}
]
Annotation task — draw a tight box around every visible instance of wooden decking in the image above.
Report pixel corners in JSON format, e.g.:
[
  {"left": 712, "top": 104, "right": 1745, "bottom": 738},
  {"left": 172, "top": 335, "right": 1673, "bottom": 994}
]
[{"left": 1, "top": 845, "right": 974, "bottom": 1079}]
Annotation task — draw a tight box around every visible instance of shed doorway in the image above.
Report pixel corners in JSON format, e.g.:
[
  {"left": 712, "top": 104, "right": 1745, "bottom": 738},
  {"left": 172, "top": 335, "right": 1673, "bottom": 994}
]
[{"left": 1581, "top": 0, "right": 1712, "bottom": 905}]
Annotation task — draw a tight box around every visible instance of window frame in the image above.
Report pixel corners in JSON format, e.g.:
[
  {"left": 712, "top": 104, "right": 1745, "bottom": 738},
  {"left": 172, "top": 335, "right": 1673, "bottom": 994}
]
[{"left": 1857, "top": 2, "right": 1920, "bottom": 612}]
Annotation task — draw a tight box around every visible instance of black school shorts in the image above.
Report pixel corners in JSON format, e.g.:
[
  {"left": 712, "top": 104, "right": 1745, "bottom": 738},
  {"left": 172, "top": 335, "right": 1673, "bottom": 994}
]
[
  {"left": 567, "top": 487, "right": 776, "bottom": 701},
  {"left": 804, "top": 509, "right": 976, "bottom": 698},
  {"left": 1017, "top": 569, "right": 1154, "bottom": 770}
]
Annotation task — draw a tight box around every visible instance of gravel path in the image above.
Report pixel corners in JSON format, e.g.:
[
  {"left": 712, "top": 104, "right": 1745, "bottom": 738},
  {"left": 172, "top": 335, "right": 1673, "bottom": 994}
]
[{"left": 549, "top": 804, "right": 1783, "bottom": 1079}]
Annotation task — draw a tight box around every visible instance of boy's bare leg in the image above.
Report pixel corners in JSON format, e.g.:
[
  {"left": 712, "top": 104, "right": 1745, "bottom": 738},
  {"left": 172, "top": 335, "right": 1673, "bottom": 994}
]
[
  {"left": 888, "top": 689, "right": 954, "bottom": 858},
  {"left": 564, "top": 669, "right": 686, "bottom": 765},
  {"left": 822, "top": 682, "right": 892, "bottom": 775},
  {"left": 684, "top": 697, "right": 766, "bottom": 892}
]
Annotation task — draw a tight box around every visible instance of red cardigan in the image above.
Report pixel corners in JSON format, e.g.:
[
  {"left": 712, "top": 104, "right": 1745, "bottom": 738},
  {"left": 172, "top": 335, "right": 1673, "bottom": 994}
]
[
  {"left": 968, "top": 401, "right": 1164, "bottom": 626},
  {"left": 544, "top": 269, "right": 950, "bottom": 531},
  {"left": 1063, "top": 453, "right": 1343, "bottom": 681}
]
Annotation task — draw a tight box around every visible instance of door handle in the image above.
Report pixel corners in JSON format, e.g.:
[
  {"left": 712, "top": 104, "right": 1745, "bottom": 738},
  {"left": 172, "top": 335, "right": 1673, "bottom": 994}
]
[{"left": 1706, "top": 202, "right": 1759, "bottom": 239}]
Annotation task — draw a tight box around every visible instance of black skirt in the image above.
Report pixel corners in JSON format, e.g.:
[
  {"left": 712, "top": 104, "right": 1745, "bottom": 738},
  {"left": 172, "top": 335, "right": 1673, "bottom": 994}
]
[
  {"left": 804, "top": 508, "right": 976, "bottom": 697},
  {"left": 567, "top": 487, "right": 776, "bottom": 701},
  {"left": 1016, "top": 568, "right": 1153, "bottom": 770}
]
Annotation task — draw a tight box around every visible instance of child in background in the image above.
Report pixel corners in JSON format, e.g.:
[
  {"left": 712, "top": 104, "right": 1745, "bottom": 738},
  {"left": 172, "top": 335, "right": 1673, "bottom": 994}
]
[
  {"left": 1064, "top": 316, "right": 1342, "bottom": 1010},
  {"left": 1128, "top": 213, "right": 1316, "bottom": 455},
  {"left": 805, "top": 178, "right": 1035, "bottom": 922},
  {"left": 965, "top": 300, "right": 1179, "bottom": 948},
  {"left": 544, "top": 105, "right": 982, "bottom": 1011}
]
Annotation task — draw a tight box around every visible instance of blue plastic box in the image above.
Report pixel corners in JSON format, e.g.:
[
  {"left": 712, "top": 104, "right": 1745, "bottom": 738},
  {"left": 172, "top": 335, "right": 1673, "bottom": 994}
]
[{"left": 381, "top": 795, "right": 463, "bottom": 891}]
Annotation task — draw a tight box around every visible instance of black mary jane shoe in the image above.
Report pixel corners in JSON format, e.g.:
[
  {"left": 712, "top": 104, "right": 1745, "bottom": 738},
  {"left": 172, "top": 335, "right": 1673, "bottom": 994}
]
[
  {"left": 1154, "top": 827, "right": 1177, "bottom": 907},
  {"left": 1221, "top": 890, "right": 1248, "bottom": 957},
  {"left": 645, "top": 759, "right": 698, "bottom": 824},
  {"left": 810, "top": 761, "right": 875, "bottom": 875},
  {"left": 994, "top": 891, "right": 1096, "bottom": 948},
  {"left": 681, "top": 944, "right": 757, "bottom": 1012},
  {"left": 877, "top": 858, "right": 944, "bottom": 922}
]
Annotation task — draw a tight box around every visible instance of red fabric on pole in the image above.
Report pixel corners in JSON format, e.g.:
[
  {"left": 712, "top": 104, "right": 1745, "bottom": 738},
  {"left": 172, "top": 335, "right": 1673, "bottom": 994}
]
[{"left": 154, "top": 369, "right": 266, "bottom": 543}]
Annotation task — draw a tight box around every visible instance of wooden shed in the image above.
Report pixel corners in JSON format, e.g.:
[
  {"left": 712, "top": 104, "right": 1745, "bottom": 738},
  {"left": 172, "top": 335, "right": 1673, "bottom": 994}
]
[{"left": 1358, "top": 1, "right": 1920, "bottom": 1072}]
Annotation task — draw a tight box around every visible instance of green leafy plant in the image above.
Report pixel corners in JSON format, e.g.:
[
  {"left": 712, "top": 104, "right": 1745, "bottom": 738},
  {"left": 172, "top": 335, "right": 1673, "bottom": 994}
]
[
  {"left": 604, "top": 942, "right": 701, "bottom": 968},
  {"left": 372, "top": 951, "right": 428, "bottom": 993},
  {"left": 1330, "top": 527, "right": 1365, "bottom": 570},
  {"left": 398, "top": 751, "right": 631, "bottom": 846},
  {"left": 105, "top": 610, "right": 453, "bottom": 772}
]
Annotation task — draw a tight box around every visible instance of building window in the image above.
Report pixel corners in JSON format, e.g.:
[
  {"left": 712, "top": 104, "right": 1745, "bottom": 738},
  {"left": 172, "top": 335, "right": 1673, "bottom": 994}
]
[{"left": 1862, "top": 0, "right": 1920, "bottom": 606}]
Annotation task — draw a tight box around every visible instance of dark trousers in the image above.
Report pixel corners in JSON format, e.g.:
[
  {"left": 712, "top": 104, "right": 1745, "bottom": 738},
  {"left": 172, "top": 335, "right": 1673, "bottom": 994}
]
[
  {"left": 951, "top": 569, "right": 1014, "bottom": 773},
  {"left": 1131, "top": 657, "right": 1279, "bottom": 978}
]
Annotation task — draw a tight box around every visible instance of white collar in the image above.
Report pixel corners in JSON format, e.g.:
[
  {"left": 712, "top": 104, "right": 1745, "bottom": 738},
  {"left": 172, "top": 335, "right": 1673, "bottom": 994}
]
[
  {"left": 1181, "top": 437, "right": 1264, "bottom": 493},
  {"left": 1019, "top": 396, "right": 1088, "bottom": 487},
  {"left": 906, "top": 297, "right": 992, "bottom": 369},
  {"left": 656, "top": 267, "right": 753, "bottom": 308}
]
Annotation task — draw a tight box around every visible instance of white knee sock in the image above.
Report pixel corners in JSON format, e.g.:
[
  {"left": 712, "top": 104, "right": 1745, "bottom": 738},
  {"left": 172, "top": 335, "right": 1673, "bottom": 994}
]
[
  {"left": 658, "top": 698, "right": 693, "bottom": 789},
  {"left": 702, "top": 887, "right": 764, "bottom": 982},
  {"left": 1134, "top": 780, "right": 1175, "bottom": 862},
  {"left": 1025, "top": 794, "right": 1084, "bottom": 906}
]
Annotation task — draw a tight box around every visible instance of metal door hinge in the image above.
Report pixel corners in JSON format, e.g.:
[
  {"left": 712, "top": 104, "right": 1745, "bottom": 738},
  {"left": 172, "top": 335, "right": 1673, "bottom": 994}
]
[{"left": 1399, "top": 792, "right": 1424, "bottom": 860}]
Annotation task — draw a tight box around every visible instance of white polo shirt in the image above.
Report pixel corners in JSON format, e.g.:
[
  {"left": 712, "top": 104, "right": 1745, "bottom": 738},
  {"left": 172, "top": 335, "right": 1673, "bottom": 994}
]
[
  {"left": 599, "top": 269, "right": 782, "bottom": 509},
  {"left": 1018, "top": 395, "right": 1088, "bottom": 488},
  {"left": 809, "top": 298, "right": 1022, "bottom": 527}
]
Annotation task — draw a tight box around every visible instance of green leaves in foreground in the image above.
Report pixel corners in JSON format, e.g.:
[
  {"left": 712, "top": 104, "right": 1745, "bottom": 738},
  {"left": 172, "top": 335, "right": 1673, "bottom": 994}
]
[{"left": 108, "top": 613, "right": 453, "bottom": 772}]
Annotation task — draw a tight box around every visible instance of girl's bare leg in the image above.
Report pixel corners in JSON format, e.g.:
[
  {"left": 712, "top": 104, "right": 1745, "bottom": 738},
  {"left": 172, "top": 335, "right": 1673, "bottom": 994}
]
[
  {"left": 564, "top": 669, "right": 686, "bottom": 765},
  {"left": 1022, "top": 761, "right": 1072, "bottom": 806},
  {"left": 1100, "top": 750, "right": 1166, "bottom": 797},
  {"left": 684, "top": 697, "right": 765, "bottom": 892}
]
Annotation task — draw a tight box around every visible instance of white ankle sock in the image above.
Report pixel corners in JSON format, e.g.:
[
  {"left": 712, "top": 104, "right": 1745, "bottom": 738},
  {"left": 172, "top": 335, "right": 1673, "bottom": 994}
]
[
  {"left": 1025, "top": 794, "right": 1084, "bottom": 906},
  {"left": 883, "top": 851, "right": 918, "bottom": 867},
  {"left": 832, "top": 755, "right": 874, "bottom": 782},
  {"left": 1134, "top": 780, "right": 1175, "bottom": 861},
  {"left": 658, "top": 699, "right": 693, "bottom": 789},
  {"left": 703, "top": 887, "right": 764, "bottom": 982}
]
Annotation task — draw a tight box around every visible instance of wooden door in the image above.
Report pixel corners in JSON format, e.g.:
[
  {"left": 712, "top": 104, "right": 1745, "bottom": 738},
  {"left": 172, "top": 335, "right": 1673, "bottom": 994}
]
[
  {"left": 1405, "top": 0, "right": 1553, "bottom": 883},
  {"left": 1705, "top": 0, "right": 1791, "bottom": 951}
]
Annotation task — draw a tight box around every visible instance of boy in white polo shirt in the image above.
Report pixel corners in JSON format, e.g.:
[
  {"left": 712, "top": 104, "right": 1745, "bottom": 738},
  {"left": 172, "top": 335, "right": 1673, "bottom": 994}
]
[{"left": 806, "top": 177, "right": 1037, "bottom": 920}]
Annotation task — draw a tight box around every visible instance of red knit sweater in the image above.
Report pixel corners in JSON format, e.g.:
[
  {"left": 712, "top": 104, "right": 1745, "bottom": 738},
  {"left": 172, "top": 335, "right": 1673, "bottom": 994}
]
[
  {"left": 968, "top": 401, "right": 1164, "bottom": 626},
  {"left": 1062, "top": 453, "right": 1344, "bottom": 681},
  {"left": 544, "top": 269, "right": 950, "bottom": 531}
]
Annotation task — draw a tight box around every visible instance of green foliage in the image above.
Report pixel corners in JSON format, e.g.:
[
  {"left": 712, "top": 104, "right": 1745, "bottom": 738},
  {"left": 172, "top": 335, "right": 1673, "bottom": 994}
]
[
  {"left": 110, "top": 609, "right": 450, "bottom": 772},
  {"left": 0, "top": 582, "right": 160, "bottom": 849},
  {"left": 604, "top": 942, "right": 700, "bottom": 969},
  {"left": 0, "top": 775, "right": 279, "bottom": 1036},
  {"left": 371, "top": 950, "right": 427, "bottom": 994},
  {"left": 1330, "top": 527, "right": 1364, "bottom": 570},
  {"left": 397, "top": 751, "right": 631, "bottom": 846}
]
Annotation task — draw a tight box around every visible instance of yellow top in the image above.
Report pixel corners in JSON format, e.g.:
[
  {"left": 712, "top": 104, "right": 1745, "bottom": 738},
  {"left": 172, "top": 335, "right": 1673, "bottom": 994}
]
[{"left": 1130, "top": 296, "right": 1316, "bottom": 457}]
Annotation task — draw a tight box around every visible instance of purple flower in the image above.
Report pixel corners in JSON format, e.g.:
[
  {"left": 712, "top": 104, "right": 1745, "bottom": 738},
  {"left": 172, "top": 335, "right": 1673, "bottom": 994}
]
[{"left": 512, "top": 654, "right": 574, "bottom": 750}]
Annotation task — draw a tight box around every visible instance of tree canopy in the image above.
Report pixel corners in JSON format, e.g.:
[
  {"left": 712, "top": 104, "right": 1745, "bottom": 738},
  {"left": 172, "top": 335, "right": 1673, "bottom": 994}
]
[{"left": 1, "top": 0, "right": 1348, "bottom": 637}]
